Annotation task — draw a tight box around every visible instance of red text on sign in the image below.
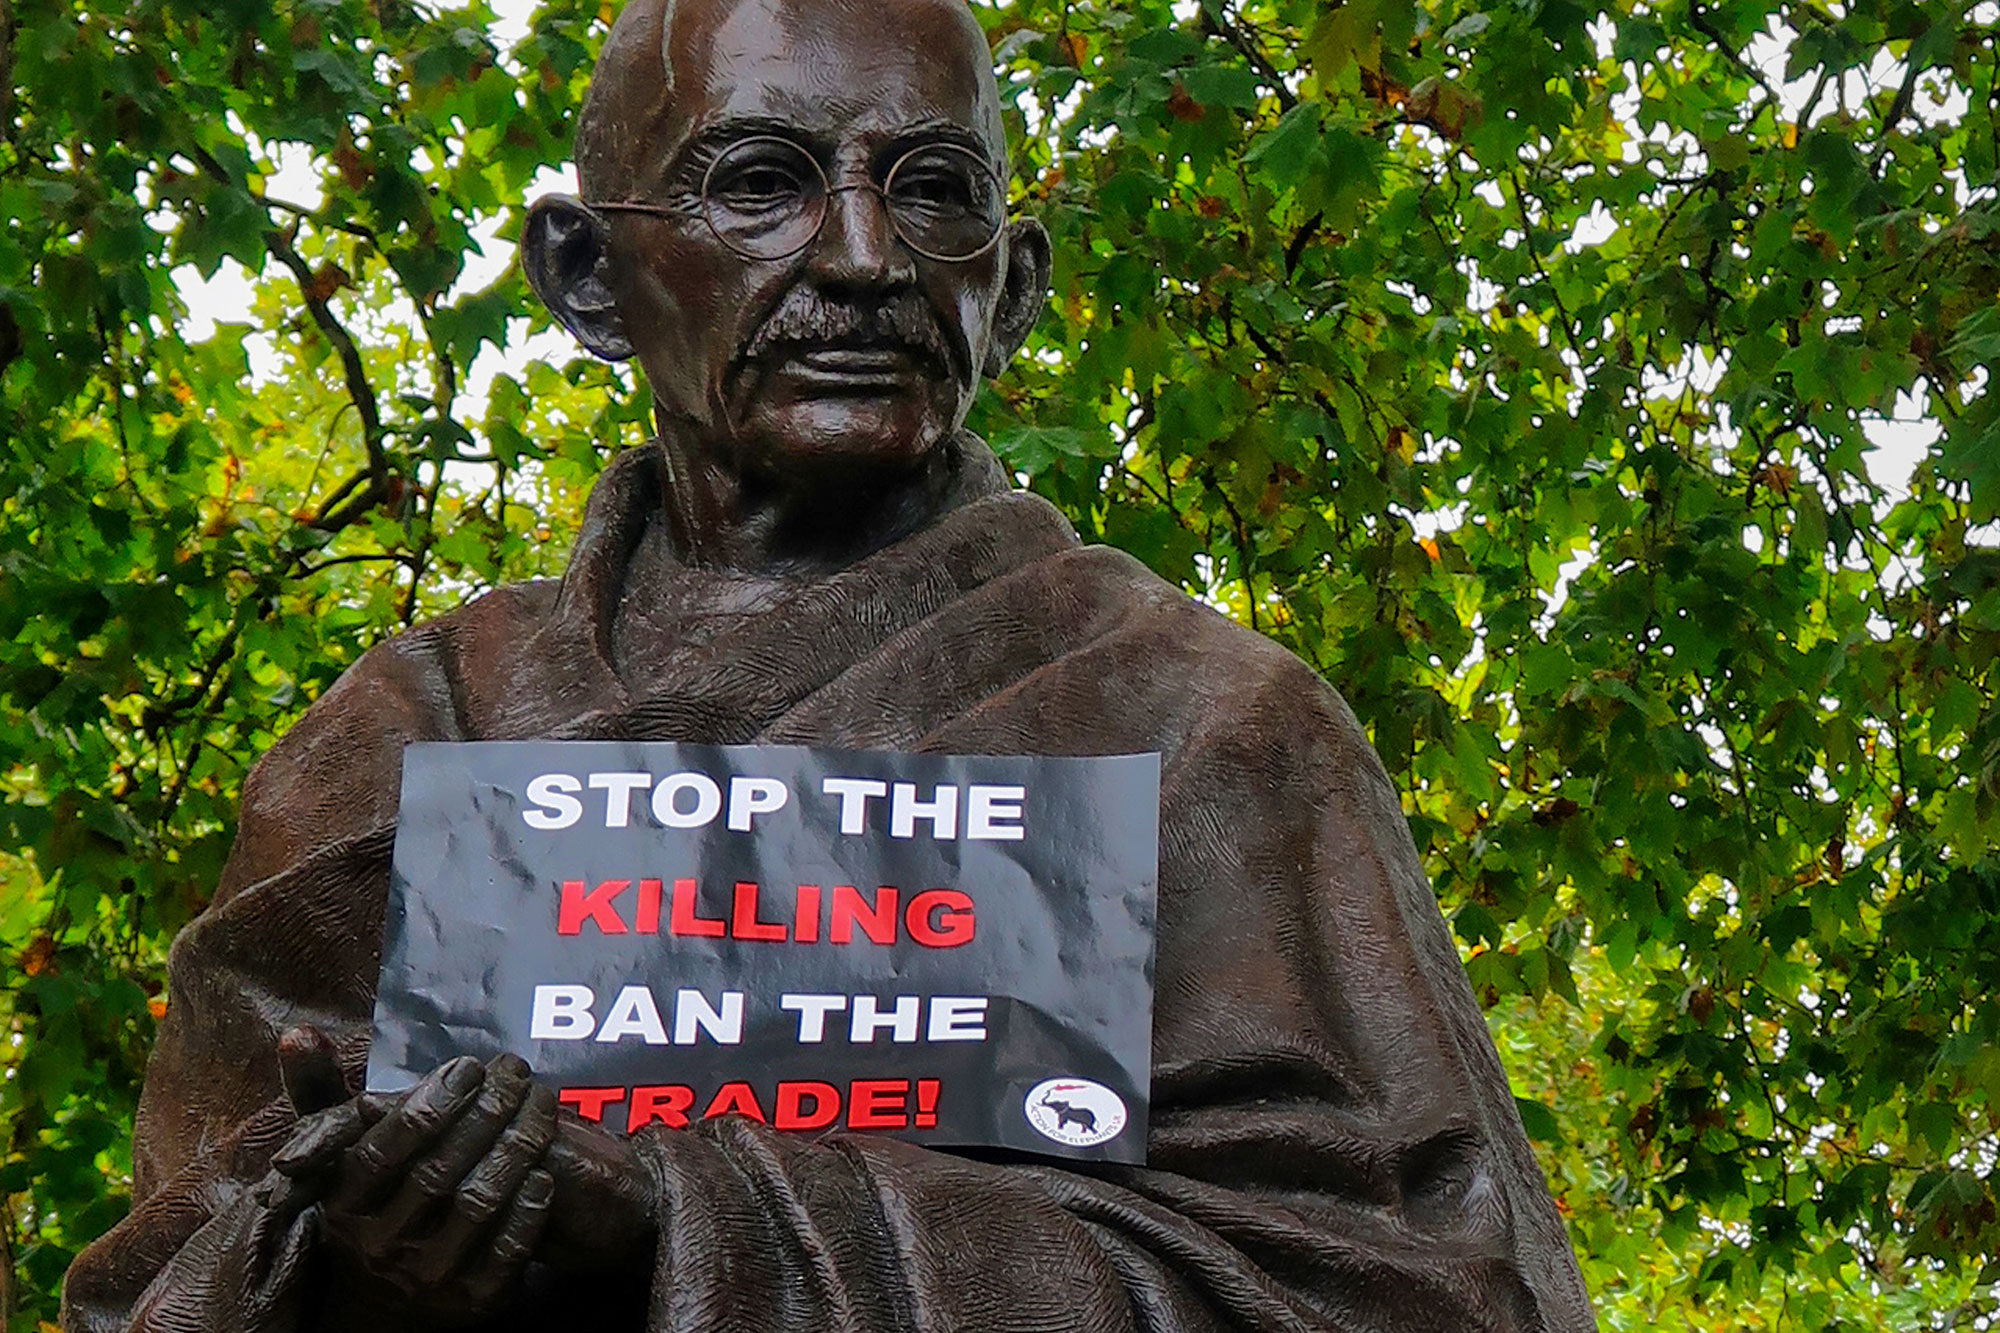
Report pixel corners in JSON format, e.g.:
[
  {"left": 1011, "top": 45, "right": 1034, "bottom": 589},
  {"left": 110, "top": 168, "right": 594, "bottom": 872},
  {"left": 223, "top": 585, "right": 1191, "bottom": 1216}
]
[
  {"left": 559, "top": 1077, "right": 944, "bottom": 1135},
  {"left": 555, "top": 878, "right": 975, "bottom": 947}
]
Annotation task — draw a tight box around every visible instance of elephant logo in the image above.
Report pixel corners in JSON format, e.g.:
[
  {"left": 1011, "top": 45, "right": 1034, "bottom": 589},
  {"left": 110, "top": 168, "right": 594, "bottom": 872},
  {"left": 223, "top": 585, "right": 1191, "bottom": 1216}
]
[{"left": 1023, "top": 1077, "right": 1128, "bottom": 1148}]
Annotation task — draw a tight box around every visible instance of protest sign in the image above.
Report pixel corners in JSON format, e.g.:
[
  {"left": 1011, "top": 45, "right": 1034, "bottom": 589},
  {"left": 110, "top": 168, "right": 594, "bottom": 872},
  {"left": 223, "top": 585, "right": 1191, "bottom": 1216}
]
[{"left": 367, "top": 741, "right": 1160, "bottom": 1163}]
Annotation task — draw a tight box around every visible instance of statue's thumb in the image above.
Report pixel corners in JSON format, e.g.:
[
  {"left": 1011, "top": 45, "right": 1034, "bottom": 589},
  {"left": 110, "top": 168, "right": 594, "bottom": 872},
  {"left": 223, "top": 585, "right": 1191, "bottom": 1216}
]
[{"left": 277, "top": 1025, "right": 350, "bottom": 1116}]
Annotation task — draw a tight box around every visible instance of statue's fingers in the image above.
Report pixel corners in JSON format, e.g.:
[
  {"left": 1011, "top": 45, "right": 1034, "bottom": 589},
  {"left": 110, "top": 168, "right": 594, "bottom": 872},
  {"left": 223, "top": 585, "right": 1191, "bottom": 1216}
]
[
  {"left": 542, "top": 1098, "right": 655, "bottom": 1255},
  {"left": 270, "top": 1099, "right": 372, "bottom": 1179},
  {"left": 460, "top": 1167, "right": 555, "bottom": 1307},
  {"left": 373, "top": 1053, "right": 534, "bottom": 1237},
  {"left": 253, "top": 1168, "right": 319, "bottom": 1219},
  {"left": 328, "top": 1056, "right": 484, "bottom": 1212},
  {"left": 277, "top": 1025, "right": 349, "bottom": 1115},
  {"left": 409, "top": 1080, "right": 557, "bottom": 1283}
]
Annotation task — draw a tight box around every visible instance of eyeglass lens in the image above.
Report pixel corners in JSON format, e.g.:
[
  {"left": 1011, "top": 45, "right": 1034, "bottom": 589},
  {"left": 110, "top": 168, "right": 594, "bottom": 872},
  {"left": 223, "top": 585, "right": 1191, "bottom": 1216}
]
[{"left": 701, "top": 137, "right": 1005, "bottom": 261}]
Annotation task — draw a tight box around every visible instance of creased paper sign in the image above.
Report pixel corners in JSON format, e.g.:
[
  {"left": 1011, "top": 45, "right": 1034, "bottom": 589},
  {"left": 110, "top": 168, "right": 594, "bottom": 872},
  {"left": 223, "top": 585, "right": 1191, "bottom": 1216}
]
[{"left": 368, "top": 741, "right": 1160, "bottom": 1164}]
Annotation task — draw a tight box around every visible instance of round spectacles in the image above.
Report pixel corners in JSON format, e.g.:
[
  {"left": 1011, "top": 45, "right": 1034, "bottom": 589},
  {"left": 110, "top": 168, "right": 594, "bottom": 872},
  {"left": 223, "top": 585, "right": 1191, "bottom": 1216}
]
[{"left": 592, "top": 136, "right": 1008, "bottom": 263}]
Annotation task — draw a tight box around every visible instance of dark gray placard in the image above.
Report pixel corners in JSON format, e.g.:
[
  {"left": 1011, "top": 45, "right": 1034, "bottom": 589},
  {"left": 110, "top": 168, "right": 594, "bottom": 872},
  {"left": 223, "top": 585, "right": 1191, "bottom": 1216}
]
[{"left": 367, "top": 741, "right": 1159, "bottom": 1164}]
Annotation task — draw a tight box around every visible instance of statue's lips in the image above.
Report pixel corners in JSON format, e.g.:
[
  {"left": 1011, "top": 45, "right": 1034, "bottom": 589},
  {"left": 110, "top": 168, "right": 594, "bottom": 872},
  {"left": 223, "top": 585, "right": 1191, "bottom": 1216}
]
[{"left": 755, "top": 342, "right": 941, "bottom": 391}]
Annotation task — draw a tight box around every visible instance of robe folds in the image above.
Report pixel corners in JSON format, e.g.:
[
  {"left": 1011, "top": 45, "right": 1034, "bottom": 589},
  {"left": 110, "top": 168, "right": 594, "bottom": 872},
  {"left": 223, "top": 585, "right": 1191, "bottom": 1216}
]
[{"left": 63, "top": 437, "right": 1596, "bottom": 1333}]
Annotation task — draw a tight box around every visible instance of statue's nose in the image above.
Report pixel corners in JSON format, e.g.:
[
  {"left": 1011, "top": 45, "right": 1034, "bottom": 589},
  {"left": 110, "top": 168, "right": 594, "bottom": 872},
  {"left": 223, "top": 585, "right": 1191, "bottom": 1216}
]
[{"left": 808, "top": 183, "right": 916, "bottom": 288}]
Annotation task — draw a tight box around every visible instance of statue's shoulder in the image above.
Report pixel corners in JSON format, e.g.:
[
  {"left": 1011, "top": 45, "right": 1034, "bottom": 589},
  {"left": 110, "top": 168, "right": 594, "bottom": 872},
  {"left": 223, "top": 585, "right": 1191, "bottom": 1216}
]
[
  {"left": 217, "top": 579, "right": 566, "bottom": 897},
  {"left": 1049, "top": 534, "right": 1378, "bottom": 765},
  {"left": 304, "top": 576, "right": 565, "bottom": 730},
  {"left": 1072, "top": 537, "right": 1346, "bottom": 695},
  {"left": 1070, "top": 544, "right": 1404, "bottom": 816}
]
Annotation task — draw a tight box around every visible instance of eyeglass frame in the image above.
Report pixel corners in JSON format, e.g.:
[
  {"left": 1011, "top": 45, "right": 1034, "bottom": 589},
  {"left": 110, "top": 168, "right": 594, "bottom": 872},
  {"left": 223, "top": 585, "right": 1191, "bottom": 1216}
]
[{"left": 587, "top": 135, "right": 1010, "bottom": 265}]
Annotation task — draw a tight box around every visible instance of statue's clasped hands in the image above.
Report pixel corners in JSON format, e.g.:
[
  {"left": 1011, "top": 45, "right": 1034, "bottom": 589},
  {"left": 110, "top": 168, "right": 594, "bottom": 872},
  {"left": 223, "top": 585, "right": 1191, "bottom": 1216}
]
[{"left": 261, "top": 1027, "right": 656, "bottom": 1320}]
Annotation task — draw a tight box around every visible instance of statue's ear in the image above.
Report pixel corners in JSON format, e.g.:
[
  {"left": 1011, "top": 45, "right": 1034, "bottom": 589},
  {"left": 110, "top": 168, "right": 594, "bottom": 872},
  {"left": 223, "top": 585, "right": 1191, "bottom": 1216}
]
[
  {"left": 522, "top": 195, "right": 635, "bottom": 362},
  {"left": 983, "top": 216, "right": 1052, "bottom": 379}
]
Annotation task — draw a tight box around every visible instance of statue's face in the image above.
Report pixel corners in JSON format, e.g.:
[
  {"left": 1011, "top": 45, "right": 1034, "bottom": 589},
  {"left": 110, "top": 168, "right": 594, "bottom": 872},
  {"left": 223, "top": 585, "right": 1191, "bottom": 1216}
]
[{"left": 605, "top": 0, "right": 1014, "bottom": 482}]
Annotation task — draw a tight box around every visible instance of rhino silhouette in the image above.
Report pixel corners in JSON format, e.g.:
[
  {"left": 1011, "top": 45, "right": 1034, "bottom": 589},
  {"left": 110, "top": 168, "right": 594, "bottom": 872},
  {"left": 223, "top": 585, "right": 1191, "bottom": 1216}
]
[{"left": 1039, "top": 1093, "right": 1097, "bottom": 1135}]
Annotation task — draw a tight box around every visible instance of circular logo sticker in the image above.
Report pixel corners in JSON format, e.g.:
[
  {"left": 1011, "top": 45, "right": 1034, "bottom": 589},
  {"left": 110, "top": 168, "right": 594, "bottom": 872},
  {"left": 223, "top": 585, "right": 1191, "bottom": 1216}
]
[{"left": 1023, "top": 1077, "right": 1129, "bottom": 1148}]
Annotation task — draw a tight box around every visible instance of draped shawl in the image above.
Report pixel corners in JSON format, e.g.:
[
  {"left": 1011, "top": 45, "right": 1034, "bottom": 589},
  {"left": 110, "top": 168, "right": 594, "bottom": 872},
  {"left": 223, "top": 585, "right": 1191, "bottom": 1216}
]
[{"left": 63, "top": 440, "right": 1595, "bottom": 1333}]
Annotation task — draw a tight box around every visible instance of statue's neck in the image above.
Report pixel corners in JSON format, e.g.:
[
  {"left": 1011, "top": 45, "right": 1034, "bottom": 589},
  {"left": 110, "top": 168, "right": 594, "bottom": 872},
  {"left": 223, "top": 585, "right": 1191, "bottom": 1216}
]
[{"left": 649, "top": 425, "right": 1000, "bottom": 578}]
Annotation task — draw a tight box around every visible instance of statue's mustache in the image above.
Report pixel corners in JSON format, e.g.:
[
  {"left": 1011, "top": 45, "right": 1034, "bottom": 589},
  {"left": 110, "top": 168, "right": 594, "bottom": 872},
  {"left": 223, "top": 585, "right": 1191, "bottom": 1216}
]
[{"left": 743, "top": 291, "right": 949, "bottom": 369}]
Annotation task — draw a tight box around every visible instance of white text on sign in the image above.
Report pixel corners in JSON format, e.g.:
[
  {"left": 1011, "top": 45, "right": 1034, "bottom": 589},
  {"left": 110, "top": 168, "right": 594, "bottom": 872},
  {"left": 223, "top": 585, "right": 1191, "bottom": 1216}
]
[
  {"left": 521, "top": 772, "right": 1026, "bottom": 840},
  {"left": 529, "top": 986, "right": 989, "bottom": 1046}
]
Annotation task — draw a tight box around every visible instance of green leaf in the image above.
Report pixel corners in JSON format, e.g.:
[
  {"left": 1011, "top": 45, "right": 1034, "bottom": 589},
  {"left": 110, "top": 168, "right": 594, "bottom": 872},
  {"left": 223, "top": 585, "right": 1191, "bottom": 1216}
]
[
  {"left": 1244, "top": 103, "right": 1323, "bottom": 181},
  {"left": 1948, "top": 303, "right": 2000, "bottom": 364},
  {"left": 1179, "top": 64, "right": 1265, "bottom": 111},
  {"left": 1442, "top": 12, "right": 1490, "bottom": 43},
  {"left": 991, "top": 423, "right": 1106, "bottom": 475},
  {"left": 1515, "top": 1096, "right": 1562, "bottom": 1144}
]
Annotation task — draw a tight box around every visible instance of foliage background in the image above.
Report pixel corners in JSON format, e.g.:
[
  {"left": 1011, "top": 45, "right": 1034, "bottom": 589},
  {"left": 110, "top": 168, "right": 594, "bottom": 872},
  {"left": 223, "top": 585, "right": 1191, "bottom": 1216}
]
[{"left": 3, "top": 0, "right": 1997, "bottom": 1324}]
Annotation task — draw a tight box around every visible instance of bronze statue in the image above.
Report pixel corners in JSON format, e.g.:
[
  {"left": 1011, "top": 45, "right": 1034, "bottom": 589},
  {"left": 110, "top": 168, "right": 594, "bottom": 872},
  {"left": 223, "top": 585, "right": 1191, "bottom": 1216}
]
[{"left": 62, "top": 0, "right": 1597, "bottom": 1327}]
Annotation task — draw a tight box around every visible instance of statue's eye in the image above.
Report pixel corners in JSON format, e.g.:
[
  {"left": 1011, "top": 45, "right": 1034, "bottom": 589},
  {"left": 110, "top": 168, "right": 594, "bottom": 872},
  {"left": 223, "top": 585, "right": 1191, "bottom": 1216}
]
[
  {"left": 890, "top": 159, "right": 979, "bottom": 214},
  {"left": 715, "top": 165, "right": 807, "bottom": 206},
  {"left": 707, "top": 141, "right": 819, "bottom": 216}
]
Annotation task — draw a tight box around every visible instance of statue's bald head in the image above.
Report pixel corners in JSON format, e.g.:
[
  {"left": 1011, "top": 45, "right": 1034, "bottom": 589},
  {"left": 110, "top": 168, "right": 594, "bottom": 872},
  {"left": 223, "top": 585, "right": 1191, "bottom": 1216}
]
[
  {"left": 574, "top": 0, "right": 677, "bottom": 203},
  {"left": 530, "top": 0, "right": 1050, "bottom": 518},
  {"left": 575, "top": 0, "right": 1006, "bottom": 204}
]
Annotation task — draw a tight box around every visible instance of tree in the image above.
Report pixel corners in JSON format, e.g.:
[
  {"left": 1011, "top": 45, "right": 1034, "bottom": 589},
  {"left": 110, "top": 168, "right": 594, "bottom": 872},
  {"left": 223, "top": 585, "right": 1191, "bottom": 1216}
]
[{"left": 2, "top": 0, "right": 1994, "bottom": 1324}]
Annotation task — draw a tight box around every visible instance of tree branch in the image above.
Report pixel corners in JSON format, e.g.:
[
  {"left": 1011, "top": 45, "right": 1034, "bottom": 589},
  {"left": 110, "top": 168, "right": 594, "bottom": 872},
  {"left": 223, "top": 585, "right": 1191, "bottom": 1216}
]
[
  {"left": 1284, "top": 210, "right": 1324, "bottom": 279},
  {"left": 1243, "top": 319, "right": 1288, "bottom": 367},
  {"left": 1201, "top": 465, "right": 1262, "bottom": 632},
  {"left": 183, "top": 141, "right": 395, "bottom": 524},
  {"left": 155, "top": 667, "right": 232, "bottom": 831},
  {"left": 307, "top": 467, "right": 375, "bottom": 529},
  {"left": 1507, "top": 168, "right": 1588, "bottom": 372},
  {"left": 1868, "top": 54, "right": 1922, "bottom": 174},
  {"left": 1199, "top": 4, "right": 1299, "bottom": 114},
  {"left": 0, "top": 0, "right": 15, "bottom": 147},
  {"left": 1800, "top": 62, "right": 1836, "bottom": 129},
  {"left": 264, "top": 230, "right": 390, "bottom": 496},
  {"left": 260, "top": 194, "right": 379, "bottom": 244},
  {"left": 399, "top": 465, "right": 442, "bottom": 626},
  {"left": 142, "top": 623, "right": 243, "bottom": 737},
  {"left": 297, "top": 551, "right": 420, "bottom": 576},
  {"left": 1687, "top": 4, "right": 1786, "bottom": 112}
]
